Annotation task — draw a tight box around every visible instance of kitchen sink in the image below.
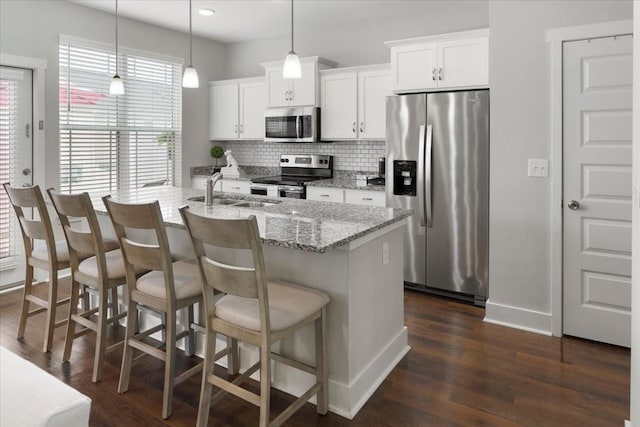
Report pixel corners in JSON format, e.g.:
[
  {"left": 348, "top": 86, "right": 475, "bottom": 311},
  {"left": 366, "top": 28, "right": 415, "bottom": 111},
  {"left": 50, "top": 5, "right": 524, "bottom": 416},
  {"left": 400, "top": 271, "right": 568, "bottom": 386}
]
[
  {"left": 187, "top": 196, "right": 276, "bottom": 208},
  {"left": 187, "top": 196, "right": 240, "bottom": 205},
  {"left": 232, "top": 201, "right": 273, "bottom": 208}
]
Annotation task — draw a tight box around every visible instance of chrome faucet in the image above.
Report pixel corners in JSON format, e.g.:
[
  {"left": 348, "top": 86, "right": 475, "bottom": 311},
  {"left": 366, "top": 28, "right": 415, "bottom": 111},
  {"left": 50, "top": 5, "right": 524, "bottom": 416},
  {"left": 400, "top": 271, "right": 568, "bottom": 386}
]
[{"left": 205, "top": 172, "right": 222, "bottom": 206}]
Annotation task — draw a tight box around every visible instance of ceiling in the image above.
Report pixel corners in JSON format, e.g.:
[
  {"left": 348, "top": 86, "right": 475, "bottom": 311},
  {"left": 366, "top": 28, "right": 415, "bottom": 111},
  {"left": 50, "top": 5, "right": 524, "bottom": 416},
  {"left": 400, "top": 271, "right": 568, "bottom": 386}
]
[{"left": 69, "top": 0, "right": 458, "bottom": 44}]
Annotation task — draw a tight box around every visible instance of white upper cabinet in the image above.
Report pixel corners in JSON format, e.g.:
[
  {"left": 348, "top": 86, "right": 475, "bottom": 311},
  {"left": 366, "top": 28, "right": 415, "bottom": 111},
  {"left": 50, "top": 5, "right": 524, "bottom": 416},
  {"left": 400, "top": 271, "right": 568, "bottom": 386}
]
[
  {"left": 357, "top": 67, "right": 392, "bottom": 140},
  {"left": 320, "top": 72, "right": 358, "bottom": 140},
  {"left": 386, "top": 29, "right": 489, "bottom": 93},
  {"left": 238, "top": 82, "right": 265, "bottom": 139},
  {"left": 320, "top": 64, "right": 391, "bottom": 141},
  {"left": 209, "top": 77, "right": 265, "bottom": 141},
  {"left": 261, "top": 57, "right": 334, "bottom": 108}
]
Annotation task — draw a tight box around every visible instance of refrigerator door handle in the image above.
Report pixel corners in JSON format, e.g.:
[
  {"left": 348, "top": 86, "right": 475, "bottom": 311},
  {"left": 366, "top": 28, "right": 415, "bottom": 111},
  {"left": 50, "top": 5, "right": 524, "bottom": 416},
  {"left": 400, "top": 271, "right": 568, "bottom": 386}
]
[
  {"left": 425, "top": 124, "right": 433, "bottom": 228},
  {"left": 417, "top": 125, "right": 426, "bottom": 227}
]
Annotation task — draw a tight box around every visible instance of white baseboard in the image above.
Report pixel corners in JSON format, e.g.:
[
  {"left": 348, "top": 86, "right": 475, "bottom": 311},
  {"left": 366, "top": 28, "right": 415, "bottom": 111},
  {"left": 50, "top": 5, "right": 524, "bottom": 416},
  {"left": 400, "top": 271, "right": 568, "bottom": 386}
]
[
  {"left": 624, "top": 420, "right": 631, "bottom": 427},
  {"left": 328, "top": 327, "right": 410, "bottom": 419},
  {"left": 484, "top": 300, "right": 552, "bottom": 336}
]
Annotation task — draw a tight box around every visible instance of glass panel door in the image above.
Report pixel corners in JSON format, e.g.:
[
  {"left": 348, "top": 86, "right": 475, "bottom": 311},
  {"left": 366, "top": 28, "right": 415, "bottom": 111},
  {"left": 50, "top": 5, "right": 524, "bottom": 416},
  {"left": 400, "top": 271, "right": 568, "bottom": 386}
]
[{"left": 0, "top": 66, "right": 33, "bottom": 288}]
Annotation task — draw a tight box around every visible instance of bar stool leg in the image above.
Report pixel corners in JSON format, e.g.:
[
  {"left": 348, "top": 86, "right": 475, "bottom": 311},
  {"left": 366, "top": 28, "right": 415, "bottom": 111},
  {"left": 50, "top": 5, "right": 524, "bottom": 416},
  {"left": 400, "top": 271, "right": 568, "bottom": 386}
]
[
  {"left": 196, "top": 330, "right": 216, "bottom": 427},
  {"left": 17, "top": 265, "right": 34, "bottom": 340},
  {"left": 118, "top": 299, "right": 137, "bottom": 394},
  {"left": 259, "top": 342, "right": 271, "bottom": 427},
  {"left": 43, "top": 273, "right": 58, "bottom": 353},
  {"left": 162, "top": 310, "right": 177, "bottom": 419},
  {"left": 93, "top": 287, "right": 108, "bottom": 383},
  {"left": 62, "top": 279, "right": 81, "bottom": 362}
]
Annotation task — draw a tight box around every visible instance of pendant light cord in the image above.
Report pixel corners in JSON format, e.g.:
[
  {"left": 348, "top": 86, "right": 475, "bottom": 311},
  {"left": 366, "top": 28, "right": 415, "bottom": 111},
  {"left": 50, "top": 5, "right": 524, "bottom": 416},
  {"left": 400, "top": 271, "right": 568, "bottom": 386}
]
[
  {"left": 115, "top": 0, "right": 118, "bottom": 74},
  {"left": 189, "top": 0, "right": 193, "bottom": 66},
  {"left": 290, "top": 0, "right": 294, "bottom": 53}
]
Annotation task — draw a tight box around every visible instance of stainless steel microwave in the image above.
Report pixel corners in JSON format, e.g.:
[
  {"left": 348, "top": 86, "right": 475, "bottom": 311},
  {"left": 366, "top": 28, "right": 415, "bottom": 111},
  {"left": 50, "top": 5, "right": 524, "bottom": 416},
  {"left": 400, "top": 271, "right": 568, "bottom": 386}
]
[{"left": 264, "top": 107, "right": 320, "bottom": 143}]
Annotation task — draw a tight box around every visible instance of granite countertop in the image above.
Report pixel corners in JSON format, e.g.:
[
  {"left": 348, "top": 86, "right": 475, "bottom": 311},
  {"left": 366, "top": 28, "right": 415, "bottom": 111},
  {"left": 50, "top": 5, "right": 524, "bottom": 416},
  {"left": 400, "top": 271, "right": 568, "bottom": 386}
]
[{"left": 90, "top": 186, "right": 411, "bottom": 253}]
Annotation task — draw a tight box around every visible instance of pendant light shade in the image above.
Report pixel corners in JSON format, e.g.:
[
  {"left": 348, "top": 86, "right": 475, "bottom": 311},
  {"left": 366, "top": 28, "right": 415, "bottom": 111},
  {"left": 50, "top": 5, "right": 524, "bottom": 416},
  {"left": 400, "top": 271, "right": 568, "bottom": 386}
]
[
  {"left": 182, "top": 65, "right": 199, "bottom": 88},
  {"left": 283, "top": 52, "right": 301, "bottom": 79},
  {"left": 109, "top": 75, "right": 124, "bottom": 95},
  {"left": 282, "top": 0, "right": 301, "bottom": 79},
  {"left": 182, "top": 0, "right": 199, "bottom": 88},
  {"left": 109, "top": 0, "right": 124, "bottom": 95}
]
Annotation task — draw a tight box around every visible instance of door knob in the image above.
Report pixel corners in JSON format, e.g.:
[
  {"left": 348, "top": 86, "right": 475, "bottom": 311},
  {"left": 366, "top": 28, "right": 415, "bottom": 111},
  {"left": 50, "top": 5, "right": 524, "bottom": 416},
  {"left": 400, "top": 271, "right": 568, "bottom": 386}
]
[
  {"left": 567, "top": 200, "right": 580, "bottom": 210},
  {"left": 22, "top": 168, "right": 31, "bottom": 176}
]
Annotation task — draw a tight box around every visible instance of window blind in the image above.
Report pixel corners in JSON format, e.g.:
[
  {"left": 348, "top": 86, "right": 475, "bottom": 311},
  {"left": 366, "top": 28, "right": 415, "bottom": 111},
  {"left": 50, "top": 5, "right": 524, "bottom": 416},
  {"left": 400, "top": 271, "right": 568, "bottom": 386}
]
[
  {"left": 59, "top": 39, "right": 182, "bottom": 193},
  {"left": 0, "top": 78, "right": 17, "bottom": 260}
]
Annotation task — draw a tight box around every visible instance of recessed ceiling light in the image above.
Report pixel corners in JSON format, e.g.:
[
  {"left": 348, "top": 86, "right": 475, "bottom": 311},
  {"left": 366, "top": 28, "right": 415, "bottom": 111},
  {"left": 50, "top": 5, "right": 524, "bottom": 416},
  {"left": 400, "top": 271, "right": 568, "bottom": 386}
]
[{"left": 199, "top": 8, "right": 215, "bottom": 16}]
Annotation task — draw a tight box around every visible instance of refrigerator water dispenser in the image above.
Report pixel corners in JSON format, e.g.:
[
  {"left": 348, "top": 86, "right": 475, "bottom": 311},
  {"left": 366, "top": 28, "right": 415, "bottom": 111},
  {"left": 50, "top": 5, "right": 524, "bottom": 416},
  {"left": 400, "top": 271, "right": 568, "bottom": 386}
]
[{"left": 393, "top": 160, "right": 416, "bottom": 196}]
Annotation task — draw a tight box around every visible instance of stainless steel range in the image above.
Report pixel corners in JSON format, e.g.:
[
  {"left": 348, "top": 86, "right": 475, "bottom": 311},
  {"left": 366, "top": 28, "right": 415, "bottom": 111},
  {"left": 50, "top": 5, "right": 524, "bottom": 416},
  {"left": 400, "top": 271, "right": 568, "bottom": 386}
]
[{"left": 251, "top": 155, "right": 333, "bottom": 199}]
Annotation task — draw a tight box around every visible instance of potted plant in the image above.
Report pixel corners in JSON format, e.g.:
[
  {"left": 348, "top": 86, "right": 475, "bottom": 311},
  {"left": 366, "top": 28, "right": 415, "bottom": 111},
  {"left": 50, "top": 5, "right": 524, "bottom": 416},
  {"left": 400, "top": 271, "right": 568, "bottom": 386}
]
[{"left": 210, "top": 145, "right": 224, "bottom": 172}]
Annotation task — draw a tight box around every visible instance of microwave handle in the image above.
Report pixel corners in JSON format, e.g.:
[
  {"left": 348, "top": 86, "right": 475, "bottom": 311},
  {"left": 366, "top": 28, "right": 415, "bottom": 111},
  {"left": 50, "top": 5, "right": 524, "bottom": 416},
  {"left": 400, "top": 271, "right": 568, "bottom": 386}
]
[{"left": 296, "top": 116, "right": 301, "bottom": 138}]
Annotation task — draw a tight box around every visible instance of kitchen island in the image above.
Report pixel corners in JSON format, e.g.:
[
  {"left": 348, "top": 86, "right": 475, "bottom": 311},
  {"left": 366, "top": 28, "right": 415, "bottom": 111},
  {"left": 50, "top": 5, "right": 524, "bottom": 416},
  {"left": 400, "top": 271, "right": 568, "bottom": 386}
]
[{"left": 91, "top": 186, "right": 411, "bottom": 419}]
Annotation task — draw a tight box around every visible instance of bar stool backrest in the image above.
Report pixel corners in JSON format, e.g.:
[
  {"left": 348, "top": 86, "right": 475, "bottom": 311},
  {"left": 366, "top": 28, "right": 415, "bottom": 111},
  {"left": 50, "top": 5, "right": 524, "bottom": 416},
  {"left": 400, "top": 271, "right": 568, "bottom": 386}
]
[
  {"left": 102, "top": 196, "right": 176, "bottom": 304},
  {"left": 3, "top": 183, "right": 58, "bottom": 267}
]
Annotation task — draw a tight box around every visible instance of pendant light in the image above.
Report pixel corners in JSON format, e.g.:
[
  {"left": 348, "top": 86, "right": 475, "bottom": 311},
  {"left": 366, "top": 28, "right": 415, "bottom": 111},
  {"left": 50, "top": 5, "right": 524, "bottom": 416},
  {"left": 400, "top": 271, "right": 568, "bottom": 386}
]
[
  {"left": 182, "top": 0, "right": 199, "bottom": 88},
  {"left": 282, "top": 0, "right": 301, "bottom": 79},
  {"left": 109, "top": 0, "right": 124, "bottom": 95}
]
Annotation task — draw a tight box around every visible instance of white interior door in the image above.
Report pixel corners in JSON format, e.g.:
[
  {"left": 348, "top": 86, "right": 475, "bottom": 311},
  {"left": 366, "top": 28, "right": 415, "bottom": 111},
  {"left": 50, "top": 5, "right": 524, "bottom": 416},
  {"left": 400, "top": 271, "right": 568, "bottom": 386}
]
[
  {"left": 0, "top": 66, "right": 33, "bottom": 288},
  {"left": 562, "top": 36, "right": 633, "bottom": 347}
]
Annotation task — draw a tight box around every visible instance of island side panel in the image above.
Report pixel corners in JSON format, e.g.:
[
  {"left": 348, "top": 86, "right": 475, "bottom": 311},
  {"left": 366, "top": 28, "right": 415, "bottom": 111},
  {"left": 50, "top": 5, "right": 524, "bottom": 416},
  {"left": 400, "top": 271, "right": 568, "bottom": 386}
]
[{"left": 344, "top": 224, "right": 409, "bottom": 415}]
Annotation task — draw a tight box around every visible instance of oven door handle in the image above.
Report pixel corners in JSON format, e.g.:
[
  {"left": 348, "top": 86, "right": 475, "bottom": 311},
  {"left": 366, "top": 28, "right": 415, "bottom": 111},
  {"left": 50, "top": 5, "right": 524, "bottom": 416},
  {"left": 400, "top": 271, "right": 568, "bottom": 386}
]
[
  {"left": 296, "top": 116, "right": 302, "bottom": 139},
  {"left": 278, "top": 186, "right": 303, "bottom": 193}
]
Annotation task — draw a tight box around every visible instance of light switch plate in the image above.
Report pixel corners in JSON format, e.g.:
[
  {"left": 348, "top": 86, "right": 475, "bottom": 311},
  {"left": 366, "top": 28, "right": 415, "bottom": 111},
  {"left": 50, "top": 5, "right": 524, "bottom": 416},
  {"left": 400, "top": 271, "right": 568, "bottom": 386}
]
[{"left": 528, "top": 159, "right": 549, "bottom": 178}]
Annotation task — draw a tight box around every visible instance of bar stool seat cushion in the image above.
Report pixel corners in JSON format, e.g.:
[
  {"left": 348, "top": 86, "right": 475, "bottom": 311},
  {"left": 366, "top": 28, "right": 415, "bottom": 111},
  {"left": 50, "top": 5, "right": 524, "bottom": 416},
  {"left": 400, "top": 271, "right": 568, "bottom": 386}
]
[
  {"left": 77, "top": 247, "right": 140, "bottom": 280},
  {"left": 215, "top": 280, "right": 330, "bottom": 332},
  {"left": 135, "top": 260, "right": 202, "bottom": 300},
  {"left": 31, "top": 240, "right": 71, "bottom": 263}
]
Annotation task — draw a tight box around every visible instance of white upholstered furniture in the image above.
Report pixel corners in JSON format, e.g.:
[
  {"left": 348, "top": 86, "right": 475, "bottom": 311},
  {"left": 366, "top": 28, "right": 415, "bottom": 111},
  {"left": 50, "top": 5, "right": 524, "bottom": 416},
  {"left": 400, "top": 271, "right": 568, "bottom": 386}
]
[{"left": 0, "top": 346, "right": 91, "bottom": 426}]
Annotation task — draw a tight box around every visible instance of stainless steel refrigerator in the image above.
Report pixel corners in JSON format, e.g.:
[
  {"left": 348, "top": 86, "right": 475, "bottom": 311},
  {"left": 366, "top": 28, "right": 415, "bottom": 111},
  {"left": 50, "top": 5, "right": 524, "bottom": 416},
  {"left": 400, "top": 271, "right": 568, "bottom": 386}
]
[{"left": 386, "top": 90, "right": 489, "bottom": 304}]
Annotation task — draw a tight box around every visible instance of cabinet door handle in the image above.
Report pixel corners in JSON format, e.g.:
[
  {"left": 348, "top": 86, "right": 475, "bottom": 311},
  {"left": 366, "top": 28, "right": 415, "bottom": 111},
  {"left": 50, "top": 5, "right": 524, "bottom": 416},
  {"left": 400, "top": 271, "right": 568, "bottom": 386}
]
[
  {"left": 352, "top": 122, "right": 357, "bottom": 133},
  {"left": 284, "top": 90, "right": 289, "bottom": 101},
  {"left": 289, "top": 90, "right": 293, "bottom": 102},
  {"left": 362, "top": 197, "right": 373, "bottom": 201},
  {"left": 321, "top": 194, "right": 330, "bottom": 197},
  {"left": 432, "top": 68, "right": 437, "bottom": 81},
  {"left": 234, "top": 124, "right": 238, "bottom": 134},
  {"left": 438, "top": 67, "right": 443, "bottom": 81},
  {"left": 239, "top": 124, "right": 244, "bottom": 133},
  {"left": 359, "top": 122, "right": 364, "bottom": 133},
  {"left": 232, "top": 186, "right": 240, "bottom": 190}
]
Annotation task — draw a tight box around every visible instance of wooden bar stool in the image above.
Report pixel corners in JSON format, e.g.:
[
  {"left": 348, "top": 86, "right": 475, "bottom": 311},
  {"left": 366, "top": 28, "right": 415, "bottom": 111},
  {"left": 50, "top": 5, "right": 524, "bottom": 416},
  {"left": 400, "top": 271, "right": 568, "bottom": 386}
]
[
  {"left": 179, "top": 206, "right": 330, "bottom": 427},
  {"left": 47, "top": 189, "right": 128, "bottom": 383},
  {"left": 102, "top": 196, "right": 203, "bottom": 419},
  {"left": 3, "top": 183, "right": 71, "bottom": 352}
]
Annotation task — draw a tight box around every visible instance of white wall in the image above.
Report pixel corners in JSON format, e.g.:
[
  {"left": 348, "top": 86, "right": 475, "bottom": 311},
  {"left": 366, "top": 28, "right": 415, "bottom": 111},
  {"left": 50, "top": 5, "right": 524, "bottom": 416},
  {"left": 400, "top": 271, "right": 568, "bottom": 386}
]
[
  {"left": 631, "top": 2, "right": 639, "bottom": 424},
  {"left": 485, "top": 0, "right": 633, "bottom": 333},
  {"left": 223, "top": 1, "right": 489, "bottom": 78},
  {"left": 0, "top": 0, "right": 226, "bottom": 188}
]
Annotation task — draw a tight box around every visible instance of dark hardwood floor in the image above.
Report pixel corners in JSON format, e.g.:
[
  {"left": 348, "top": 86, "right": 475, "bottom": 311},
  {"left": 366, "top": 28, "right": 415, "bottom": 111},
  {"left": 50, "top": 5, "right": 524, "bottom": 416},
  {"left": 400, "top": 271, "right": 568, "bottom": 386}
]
[{"left": 0, "top": 282, "right": 630, "bottom": 426}]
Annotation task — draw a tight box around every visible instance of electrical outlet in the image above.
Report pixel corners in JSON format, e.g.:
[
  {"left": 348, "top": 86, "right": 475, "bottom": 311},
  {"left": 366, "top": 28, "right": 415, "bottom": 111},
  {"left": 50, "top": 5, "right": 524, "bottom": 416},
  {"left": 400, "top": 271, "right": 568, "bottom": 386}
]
[
  {"left": 382, "top": 242, "right": 389, "bottom": 265},
  {"left": 528, "top": 159, "right": 549, "bottom": 178}
]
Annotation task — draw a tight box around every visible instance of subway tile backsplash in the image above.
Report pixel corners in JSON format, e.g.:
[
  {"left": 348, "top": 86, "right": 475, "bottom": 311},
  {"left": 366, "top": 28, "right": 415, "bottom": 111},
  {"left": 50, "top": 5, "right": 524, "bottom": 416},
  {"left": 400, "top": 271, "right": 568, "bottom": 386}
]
[{"left": 219, "top": 140, "right": 386, "bottom": 172}]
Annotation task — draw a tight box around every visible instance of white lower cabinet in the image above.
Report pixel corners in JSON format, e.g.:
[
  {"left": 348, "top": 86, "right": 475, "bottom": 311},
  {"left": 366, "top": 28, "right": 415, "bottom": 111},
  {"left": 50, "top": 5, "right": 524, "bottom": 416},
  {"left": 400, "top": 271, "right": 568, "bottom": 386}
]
[
  {"left": 307, "top": 186, "right": 386, "bottom": 207},
  {"left": 221, "top": 180, "right": 251, "bottom": 194},
  {"left": 306, "top": 187, "right": 345, "bottom": 203},
  {"left": 344, "top": 189, "right": 386, "bottom": 207},
  {"left": 191, "top": 177, "right": 249, "bottom": 194},
  {"left": 191, "top": 176, "right": 221, "bottom": 192}
]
